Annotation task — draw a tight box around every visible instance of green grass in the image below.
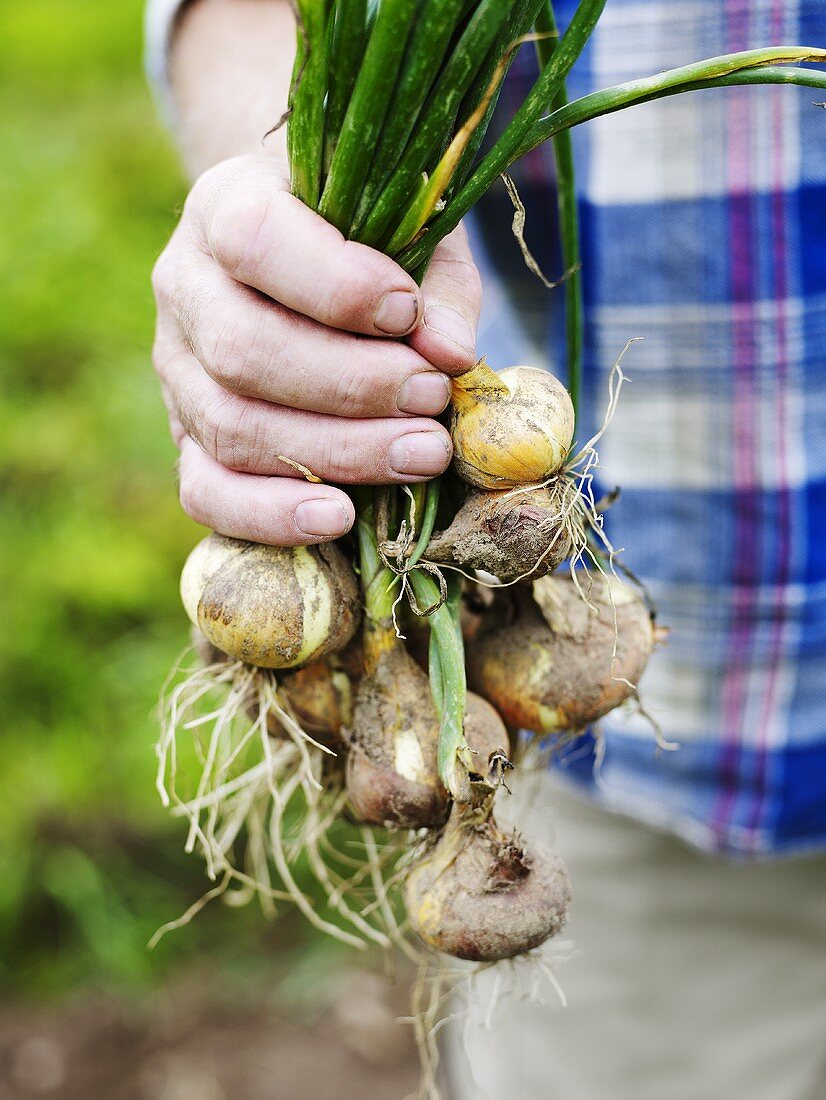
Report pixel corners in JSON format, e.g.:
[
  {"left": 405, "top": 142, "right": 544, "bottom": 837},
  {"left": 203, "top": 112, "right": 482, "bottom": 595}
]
[{"left": 0, "top": 0, "right": 326, "bottom": 997}]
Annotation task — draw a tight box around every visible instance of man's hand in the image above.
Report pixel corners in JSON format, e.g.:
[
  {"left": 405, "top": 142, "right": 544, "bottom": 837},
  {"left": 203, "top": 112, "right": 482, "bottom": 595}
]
[{"left": 152, "top": 154, "right": 482, "bottom": 546}]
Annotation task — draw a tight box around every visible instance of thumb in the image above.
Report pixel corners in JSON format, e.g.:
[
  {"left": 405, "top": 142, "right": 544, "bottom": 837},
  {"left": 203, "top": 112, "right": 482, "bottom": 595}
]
[{"left": 408, "top": 222, "right": 482, "bottom": 376}]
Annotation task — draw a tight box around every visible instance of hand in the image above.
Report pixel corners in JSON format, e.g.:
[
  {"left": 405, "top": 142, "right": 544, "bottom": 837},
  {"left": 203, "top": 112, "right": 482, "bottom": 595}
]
[{"left": 151, "top": 154, "right": 483, "bottom": 546}]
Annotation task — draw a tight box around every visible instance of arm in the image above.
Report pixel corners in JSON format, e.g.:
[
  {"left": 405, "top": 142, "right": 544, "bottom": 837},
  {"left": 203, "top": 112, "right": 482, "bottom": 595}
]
[
  {"left": 151, "top": 0, "right": 483, "bottom": 545},
  {"left": 167, "top": 0, "right": 294, "bottom": 175}
]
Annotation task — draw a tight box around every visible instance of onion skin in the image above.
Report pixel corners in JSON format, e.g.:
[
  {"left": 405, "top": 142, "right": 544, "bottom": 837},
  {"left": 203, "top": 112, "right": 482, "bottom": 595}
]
[
  {"left": 426, "top": 485, "right": 574, "bottom": 582},
  {"left": 180, "top": 534, "right": 361, "bottom": 670},
  {"left": 404, "top": 810, "right": 571, "bottom": 961},
  {"left": 346, "top": 633, "right": 509, "bottom": 830},
  {"left": 274, "top": 637, "right": 363, "bottom": 745},
  {"left": 464, "top": 693, "right": 514, "bottom": 777},
  {"left": 190, "top": 625, "right": 229, "bottom": 667},
  {"left": 275, "top": 659, "right": 355, "bottom": 747},
  {"left": 467, "top": 576, "right": 656, "bottom": 735},
  {"left": 450, "top": 363, "right": 575, "bottom": 490}
]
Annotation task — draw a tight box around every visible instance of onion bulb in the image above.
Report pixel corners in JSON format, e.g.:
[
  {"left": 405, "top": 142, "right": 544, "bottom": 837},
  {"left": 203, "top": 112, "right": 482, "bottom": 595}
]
[
  {"left": 425, "top": 484, "right": 574, "bottom": 582},
  {"left": 450, "top": 360, "right": 574, "bottom": 490},
  {"left": 272, "top": 658, "right": 355, "bottom": 747},
  {"left": 346, "top": 632, "right": 509, "bottom": 830},
  {"left": 190, "top": 624, "right": 229, "bottom": 667},
  {"left": 467, "top": 575, "right": 657, "bottom": 735},
  {"left": 404, "top": 805, "right": 571, "bottom": 961},
  {"left": 180, "top": 533, "right": 361, "bottom": 669}
]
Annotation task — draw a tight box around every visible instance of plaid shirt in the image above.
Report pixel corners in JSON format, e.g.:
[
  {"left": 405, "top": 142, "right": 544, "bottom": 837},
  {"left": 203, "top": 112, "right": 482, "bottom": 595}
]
[
  {"left": 147, "top": 0, "right": 826, "bottom": 856},
  {"left": 473, "top": 0, "right": 826, "bottom": 857}
]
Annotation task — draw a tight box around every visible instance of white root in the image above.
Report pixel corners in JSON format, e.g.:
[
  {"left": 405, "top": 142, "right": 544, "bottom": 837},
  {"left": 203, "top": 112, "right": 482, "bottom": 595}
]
[
  {"left": 148, "top": 875, "right": 233, "bottom": 949},
  {"left": 401, "top": 941, "right": 574, "bottom": 1100},
  {"left": 155, "top": 652, "right": 408, "bottom": 950},
  {"left": 157, "top": 657, "right": 582, "bottom": 1100}
]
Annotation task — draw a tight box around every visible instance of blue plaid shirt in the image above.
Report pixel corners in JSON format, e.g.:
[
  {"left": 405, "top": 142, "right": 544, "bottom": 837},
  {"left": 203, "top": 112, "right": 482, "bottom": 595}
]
[
  {"left": 147, "top": 0, "right": 826, "bottom": 857},
  {"left": 472, "top": 0, "right": 826, "bottom": 857}
]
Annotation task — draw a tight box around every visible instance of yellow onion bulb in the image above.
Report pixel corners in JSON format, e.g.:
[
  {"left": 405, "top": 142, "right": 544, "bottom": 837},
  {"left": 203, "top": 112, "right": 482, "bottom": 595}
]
[
  {"left": 450, "top": 361, "right": 575, "bottom": 489},
  {"left": 180, "top": 533, "right": 361, "bottom": 669}
]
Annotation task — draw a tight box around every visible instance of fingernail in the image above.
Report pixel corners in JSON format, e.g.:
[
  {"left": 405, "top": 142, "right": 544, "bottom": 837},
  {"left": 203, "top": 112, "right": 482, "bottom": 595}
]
[
  {"left": 374, "top": 291, "right": 419, "bottom": 335},
  {"left": 294, "top": 499, "right": 351, "bottom": 537},
  {"left": 389, "top": 432, "right": 451, "bottom": 477},
  {"left": 423, "top": 305, "right": 476, "bottom": 352},
  {"left": 396, "top": 372, "right": 451, "bottom": 415}
]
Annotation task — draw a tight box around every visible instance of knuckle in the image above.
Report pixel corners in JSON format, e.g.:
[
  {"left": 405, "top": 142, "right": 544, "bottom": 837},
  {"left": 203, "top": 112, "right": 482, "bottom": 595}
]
[
  {"left": 464, "top": 262, "right": 483, "bottom": 307},
  {"left": 446, "top": 254, "right": 483, "bottom": 307},
  {"left": 208, "top": 183, "right": 275, "bottom": 281},
  {"left": 202, "top": 312, "right": 252, "bottom": 392},
  {"left": 204, "top": 394, "right": 268, "bottom": 473},
  {"left": 315, "top": 282, "right": 362, "bottom": 330},
  {"left": 198, "top": 391, "right": 232, "bottom": 457},
  {"left": 330, "top": 365, "right": 376, "bottom": 416},
  {"left": 151, "top": 335, "right": 170, "bottom": 381},
  {"left": 316, "top": 441, "right": 348, "bottom": 483},
  {"left": 358, "top": 246, "right": 398, "bottom": 290},
  {"left": 321, "top": 243, "right": 385, "bottom": 326},
  {"left": 316, "top": 431, "right": 368, "bottom": 483},
  {"left": 151, "top": 248, "right": 176, "bottom": 305},
  {"left": 178, "top": 462, "right": 209, "bottom": 526},
  {"left": 171, "top": 378, "right": 200, "bottom": 441},
  {"left": 167, "top": 413, "right": 187, "bottom": 450},
  {"left": 185, "top": 160, "right": 230, "bottom": 218},
  {"left": 238, "top": 493, "right": 277, "bottom": 545},
  {"left": 291, "top": 236, "right": 394, "bottom": 331},
  {"left": 203, "top": 304, "right": 287, "bottom": 397}
]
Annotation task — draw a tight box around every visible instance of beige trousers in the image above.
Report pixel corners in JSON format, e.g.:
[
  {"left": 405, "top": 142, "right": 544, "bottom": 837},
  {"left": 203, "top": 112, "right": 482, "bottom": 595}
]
[{"left": 447, "top": 778, "right": 826, "bottom": 1100}]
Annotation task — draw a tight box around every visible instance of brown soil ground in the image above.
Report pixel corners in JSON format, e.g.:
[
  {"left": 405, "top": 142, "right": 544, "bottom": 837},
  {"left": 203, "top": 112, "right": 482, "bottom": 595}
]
[{"left": 0, "top": 970, "right": 422, "bottom": 1100}]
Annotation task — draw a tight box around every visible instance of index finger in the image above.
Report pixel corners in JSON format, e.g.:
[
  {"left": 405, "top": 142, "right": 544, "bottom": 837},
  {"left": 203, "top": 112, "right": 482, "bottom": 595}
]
[{"left": 194, "top": 156, "right": 424, "bottom": 339}]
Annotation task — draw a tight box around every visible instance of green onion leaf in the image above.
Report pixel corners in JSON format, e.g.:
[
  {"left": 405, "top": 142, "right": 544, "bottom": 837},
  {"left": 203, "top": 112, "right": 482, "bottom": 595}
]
[{"left": 319, "top": 0, "right": 420, "bottom": 234}]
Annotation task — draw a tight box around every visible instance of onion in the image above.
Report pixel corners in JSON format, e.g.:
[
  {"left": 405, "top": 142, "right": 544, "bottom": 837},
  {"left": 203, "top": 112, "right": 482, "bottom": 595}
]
[
  {"left": 450, "top": 361, "right": 575, "bottom": 490},
  {"left": 189, "top": 624, "right": 357, "bottom": 748},
  {"left": 404, "top": 805, "right": 571, "bottom": 961},
  {"left": 425, "top": 484, "right": 574, "bottom": 582},
  {"left": 190, "top": 624, "right": 229, "bottom": 667},
  {"left": 180, "top": 533, "right": 361, "bottom": 669},
  {"left": 346, "top": 632, "right": 509, "bottom": 830},
  {"left": 272, "top": 659, "right": 355, "bottom": 748},
  {"left": 467, "top": 575, "right": 657, "bottom": 735}
]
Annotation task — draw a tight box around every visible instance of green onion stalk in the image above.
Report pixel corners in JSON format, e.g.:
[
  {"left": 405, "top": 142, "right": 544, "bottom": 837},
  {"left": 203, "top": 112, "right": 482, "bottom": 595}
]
[{"left": 287, "top": 0, "right": 826, "bottom": 799}]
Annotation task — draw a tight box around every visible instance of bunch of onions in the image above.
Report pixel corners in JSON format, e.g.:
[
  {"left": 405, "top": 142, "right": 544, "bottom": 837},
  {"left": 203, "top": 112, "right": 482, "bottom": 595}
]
[
  {"left": 156, "top": 534, "right": 396, "bottom": 949},
  {"left": 157, "top": 0, "right": 826, "bottom": 1066}
]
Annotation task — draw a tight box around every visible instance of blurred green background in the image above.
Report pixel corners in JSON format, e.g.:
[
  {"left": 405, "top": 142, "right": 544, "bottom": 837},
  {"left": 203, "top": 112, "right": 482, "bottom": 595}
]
[
  {"left": 0, "top": 0, "right": 326, "bottom": 998},
  {"left": 0, "top": 10, "right": 421, "bottom": 1094},
  {"left": 1, "top": 0, "right": 218, "bottom": 993}
]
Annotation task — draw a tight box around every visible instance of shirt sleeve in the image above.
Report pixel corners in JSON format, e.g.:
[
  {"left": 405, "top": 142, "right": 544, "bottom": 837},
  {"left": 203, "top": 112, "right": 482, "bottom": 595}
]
[{"left": 144, "top": 0, "right": 191, "bottom": 123}]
